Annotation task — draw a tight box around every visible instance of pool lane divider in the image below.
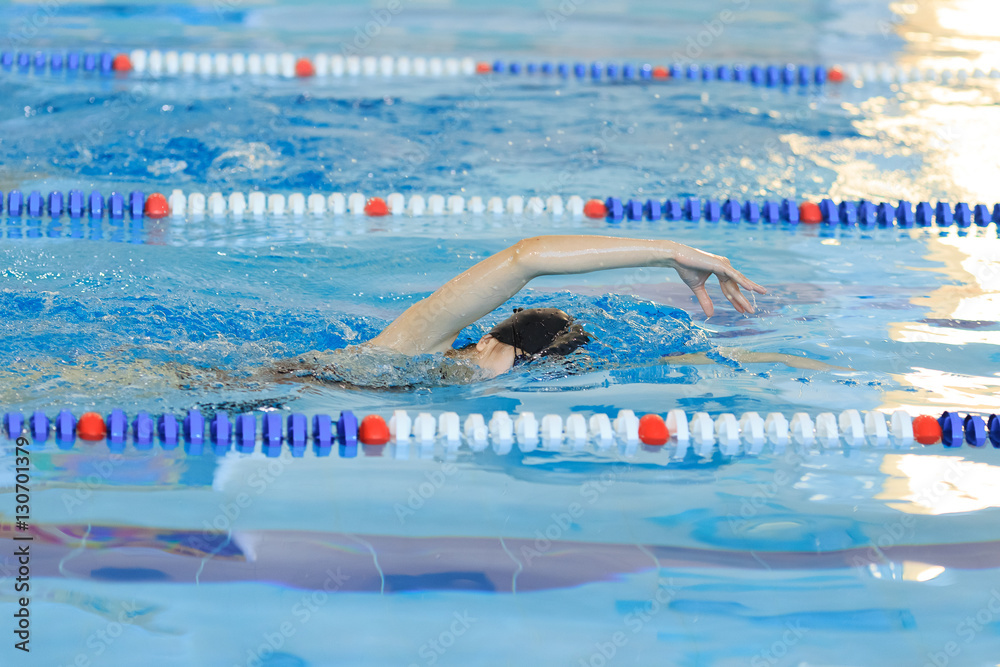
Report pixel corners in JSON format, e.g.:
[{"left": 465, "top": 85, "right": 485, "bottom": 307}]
[
  {"left": 3, "top": 189, "right": 1000, "bottom": 230},
  {"left": 3, "top": 408, "right": 997, "bottom": 458},
  {"left": 3, "top": 48, "right": 998, "bottom": 87}
]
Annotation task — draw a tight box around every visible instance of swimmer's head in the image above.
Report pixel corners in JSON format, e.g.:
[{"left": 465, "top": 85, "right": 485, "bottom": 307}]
[
  {"left": 450, "top": 308, "right": 593, "bottom": 378},
  {"left": 489, "top": 308, "right": 593, "bottom": 361}
]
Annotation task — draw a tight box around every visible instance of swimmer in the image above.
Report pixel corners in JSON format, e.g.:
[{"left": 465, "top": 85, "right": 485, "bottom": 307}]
[
  {"left": 266, "top": 234, "right": 819, "bottom": 385},
  {"left": 0, "top": 235, "right": 841, "bottom": 405}
]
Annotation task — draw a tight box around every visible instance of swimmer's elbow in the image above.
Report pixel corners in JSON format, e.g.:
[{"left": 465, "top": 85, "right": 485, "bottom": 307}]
[{"left": 510, "top": 236, "right": 547, "bottom": 278}]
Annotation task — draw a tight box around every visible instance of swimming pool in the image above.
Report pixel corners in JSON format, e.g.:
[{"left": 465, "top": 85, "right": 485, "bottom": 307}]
[{"left": 2, "top": 1, "right": 1000, "bottom": 666}]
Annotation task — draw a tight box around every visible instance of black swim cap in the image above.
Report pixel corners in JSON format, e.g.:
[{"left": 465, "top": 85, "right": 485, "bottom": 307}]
[{"left": 489, "top": 308, "right": 592, "bottom": 358}]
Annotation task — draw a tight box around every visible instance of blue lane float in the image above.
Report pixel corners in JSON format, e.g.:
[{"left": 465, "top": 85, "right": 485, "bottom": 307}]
[
  {"left": 989, "top": 415, "right": 1000, "bottom": 448},
  {"left": 133, "top": 412, "right": 155, "bottom": 449},
  {"left": 938, "top": 411, "right": 964, "bottom": 447},
  {"left": 964, "top": 414, "right": 987, "bottom": 448},
  {"left": 158, "top": 413, "right": 179, "bottom": 449}
]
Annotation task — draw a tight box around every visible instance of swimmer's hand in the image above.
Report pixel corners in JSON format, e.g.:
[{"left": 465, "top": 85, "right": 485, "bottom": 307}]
[{"left": 669, "top": 244, "right": 767, "bottom": 316}]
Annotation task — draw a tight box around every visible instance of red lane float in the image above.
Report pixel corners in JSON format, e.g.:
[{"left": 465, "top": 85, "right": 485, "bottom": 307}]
[
  {"left": 77, "top": 412, "right": 107, "bottom": 440},
  {"left": 913, "top": 415, "right": 942, "bottom": 445},
  {"left": 359, "top": 415, "right": 391, "bottom": 445},
  {"left": 827, "top": 67, "right": 845, "bottom": 83},
  {"left": 638, "top": 414, "right": 669, "bottom": 446},
  {"left": 295, "top": 58, "right": 315, "bottom": 77},
  {"left": 144, "top": 192, "right": 169, "bottom": 218},
  {"left": 583, "top": 199, "right": 607, "bottom": 219},
  {"left": 799, "top": 201, "right": 823, "bottom": 224},
  {"left": 111, "top": 53, "right": 132, "bottom": 72},
  {"left": 364, "top": 197, "right": 388, "bottom": 216}
]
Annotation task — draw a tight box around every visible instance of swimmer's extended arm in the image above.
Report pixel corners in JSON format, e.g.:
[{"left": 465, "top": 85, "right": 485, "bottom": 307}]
[{"left": 369, "top": 235, "right": 767, "bottom": 355}]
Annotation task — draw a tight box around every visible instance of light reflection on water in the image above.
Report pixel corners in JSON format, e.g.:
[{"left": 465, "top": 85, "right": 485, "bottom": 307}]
[
  {"left": 805, "top": 0, "right": 1000, "bottom": 418},
  {"left": 879, "top": 453, "right": 1000, "bottom": 515}
]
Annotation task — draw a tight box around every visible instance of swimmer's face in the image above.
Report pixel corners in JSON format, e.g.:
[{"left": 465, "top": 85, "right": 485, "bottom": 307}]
[{"left": 472, "top": 334, "right": 518, "bottom": 377}]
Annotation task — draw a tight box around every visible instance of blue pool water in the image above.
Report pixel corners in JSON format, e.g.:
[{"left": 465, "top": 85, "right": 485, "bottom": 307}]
[{"left": 2, "top": 1, "right": 1000, "bottom": 666}]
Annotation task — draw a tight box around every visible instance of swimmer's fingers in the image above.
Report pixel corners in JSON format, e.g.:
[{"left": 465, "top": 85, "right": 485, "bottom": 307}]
[
  {"left": 718, "top": 275, "right": 755, "bottom": 314},
  {"left": 690, "top": 283, "right": 715, "bottom": 317},
  {"left": 718, "top": 264, "right": 767, "bottom": 296}
]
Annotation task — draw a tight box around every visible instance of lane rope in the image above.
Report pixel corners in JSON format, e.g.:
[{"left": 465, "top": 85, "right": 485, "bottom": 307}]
[
  {"left": 3, "top": 408, "right": 997, "bottom": 457},
  {"left": 2, "top": 49, "right": 998, "bottom": 87},
  {"left": 3, "top": 189, "right": 999, "bottom": 229}
]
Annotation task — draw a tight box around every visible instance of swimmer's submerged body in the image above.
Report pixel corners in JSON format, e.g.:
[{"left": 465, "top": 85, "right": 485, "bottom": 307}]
[{"left": 261, "top": 234, "right": 847, "bottom": 387}]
